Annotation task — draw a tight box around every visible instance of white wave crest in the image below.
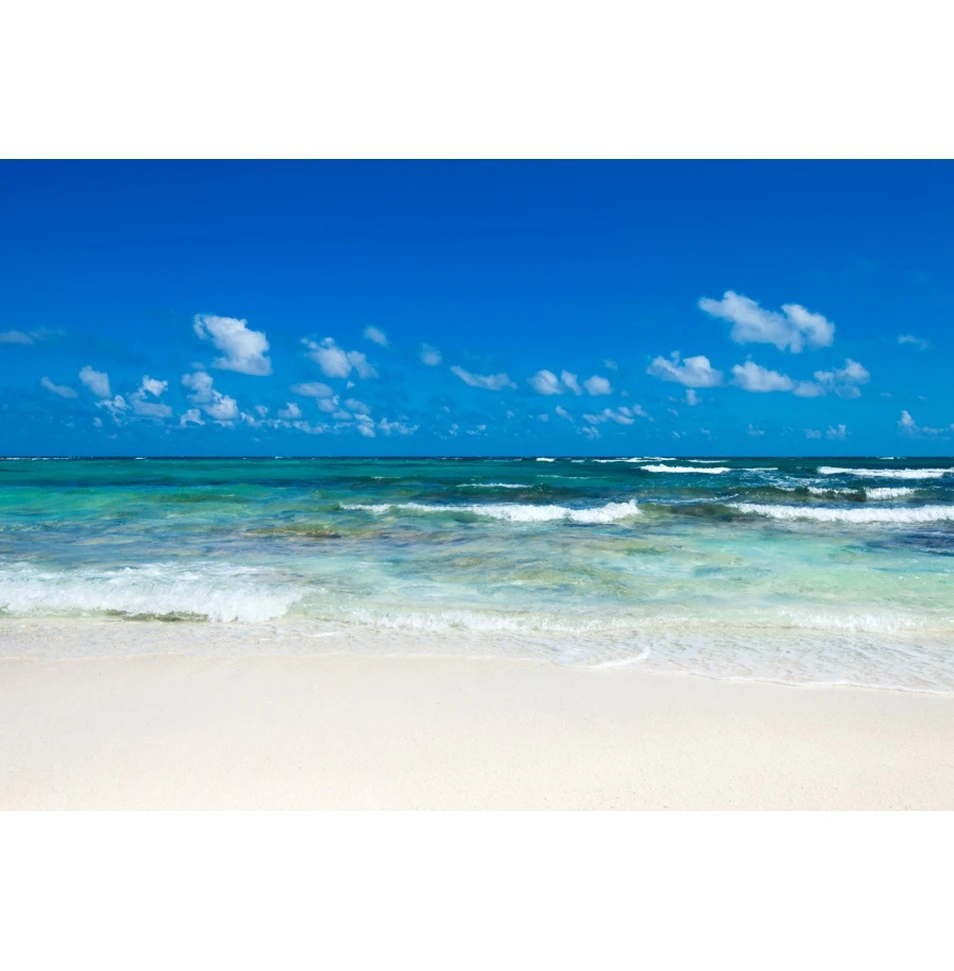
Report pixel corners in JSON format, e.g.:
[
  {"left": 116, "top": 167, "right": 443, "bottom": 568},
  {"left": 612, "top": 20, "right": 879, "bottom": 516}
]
[
  {"left": 641, "top": 464, "right": 731, "bottom": 474},
  {"left": 730, "top": 502, "right": 954, "bottom": 524},
  {"left": 536, "top": 457, "right": 556, "bottom": 462},
  {"left": 342, "top": 499, "right": 641, "bottom": 523},
  {"left": 0, "top": 562, "right": 301, "bottom": 622},
  {"left": 817, "top": 466, "right": 952, "bottom": 479},
  {"left": 805, "top": 486, "right": 915, "bottom": 499},
  {"left": 463, "top": 482, "right": 525, "bottom": 489}
]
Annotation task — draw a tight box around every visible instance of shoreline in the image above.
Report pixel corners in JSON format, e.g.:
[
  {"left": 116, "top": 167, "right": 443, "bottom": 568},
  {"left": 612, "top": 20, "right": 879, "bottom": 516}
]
[{"left": 2, "top": 653, "right": 953, "bottom": 809}]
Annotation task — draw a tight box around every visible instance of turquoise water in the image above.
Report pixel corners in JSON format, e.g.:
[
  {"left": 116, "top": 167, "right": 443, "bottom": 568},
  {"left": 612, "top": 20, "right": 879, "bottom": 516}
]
[{"left": 2, "top": 456, "right": 953, "bottom": 691}]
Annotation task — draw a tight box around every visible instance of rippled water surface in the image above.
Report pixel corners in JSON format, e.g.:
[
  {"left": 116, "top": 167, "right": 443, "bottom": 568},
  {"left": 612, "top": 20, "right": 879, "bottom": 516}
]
[{"left": 2, "top": 456, "right": 953, "bottom": 691}]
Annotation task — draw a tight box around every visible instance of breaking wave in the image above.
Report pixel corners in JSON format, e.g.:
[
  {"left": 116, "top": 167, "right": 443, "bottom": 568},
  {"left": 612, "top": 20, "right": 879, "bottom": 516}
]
[
  {"left": 730, "top": 502, "right": 954, "bottom": 524},
  {"left": 341, "top": 499, "right": 642, "bottom": 523}
]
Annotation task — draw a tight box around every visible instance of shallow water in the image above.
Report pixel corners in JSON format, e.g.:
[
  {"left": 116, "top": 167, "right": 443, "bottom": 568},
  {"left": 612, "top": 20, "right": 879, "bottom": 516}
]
[{"left": 1, "top": 456, "right": 953, "bottom": 692}]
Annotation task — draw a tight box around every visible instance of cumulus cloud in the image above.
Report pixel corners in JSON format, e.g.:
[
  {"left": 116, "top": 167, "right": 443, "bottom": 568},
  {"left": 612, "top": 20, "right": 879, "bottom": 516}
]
[
  {"left": 825, "top": 424, "right": 848, "bottom": 440},
  {"left": 316, "top": 396, "right": 340, "bottom": 413},
  {"left": 897, "top": 409, "right": 952, "bottom": 437},
  {"left": 344, "top": 398, "right": 370, "bottom": 414},
  {"left": 179, "top": 409, "right": 204, "bottom": 427},
  {"left": 291, "top": 381, "right": 334, "bottom": 399},
  {"left": 277, "top": 402, "right": 302, "bottom": 419},
  {"left": 647, "top": 352, "right": 723, "bottom": 388},
  {"left": 898, "top": 334, "right": 930, "bottom": 351},
  {"left": 303, "top": 338, "right": 378, "bottom": 379},
  {"left": 96, "top": 395, "right": 129, "bottom": 422},
  {"left": 378, "top": 417, "right": 417, "bottom": 435},
  {"left": 685, "top": 389, "right": 699, "bottom": 406},
  {"left": 450, "top": 366, "right": 516, "bottom": 390},
  {"left": 193, "top": 314, "right": 272, "bottom": 376},
  {"left": 182, "top": 370, "right": 238, "bottom": 422},
  {"left": 583, "top": 375, "right": 612, "bottom": 395},
  {"left": 699, "top": 291, "right": 835, "bottom": 352},
  {"left": 730, "top": 361, "right": 794, "bottom": 392},
  {"left": 129, "top": 376, "right": 172, "bottom": 418},
  {"left": 555, "top": 405, "right": 573, "bottom": 421},
  {"left": 364, "top": 326, "right": 388, "bottom": 346},
  {"left": 420, "top": 344, "right": 442, "bottom": 366},
  {"left": 801, "top": 358, "right": 871, "bottom": 399},
  {"left": 40, "top": 377, "right": 78, "bottom": 398},
  {"left": 528, "top": 369, "right": 582, "bottom": 395},
  {"left": 805, "top": 429, "right": 822, "bottom": 439},
  {"left": 78, "top": 366, "right": 110, "bottom": 398}
]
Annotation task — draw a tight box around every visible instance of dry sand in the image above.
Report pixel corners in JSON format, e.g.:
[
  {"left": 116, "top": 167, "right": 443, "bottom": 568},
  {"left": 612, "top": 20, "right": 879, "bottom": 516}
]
[{"left": 2, "top": 654, "right": 953, "bottom": 809}]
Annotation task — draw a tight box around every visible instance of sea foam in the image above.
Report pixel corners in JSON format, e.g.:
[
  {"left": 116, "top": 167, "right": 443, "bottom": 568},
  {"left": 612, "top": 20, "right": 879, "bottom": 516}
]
[
  {"left": 817, "top": 466, "right": 952, "bottom": 479},
  {"left": 730, "top": 502, "right": 954, "bottom": 524},
  {"left": 342, "top": 499, "right": 641, "bottom": 523}
]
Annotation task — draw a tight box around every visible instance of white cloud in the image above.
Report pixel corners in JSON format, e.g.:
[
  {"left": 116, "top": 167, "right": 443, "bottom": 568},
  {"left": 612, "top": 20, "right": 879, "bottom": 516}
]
[
  {"left": 277, "top": 402, "right": 302, "bottom": 419},
  {"left": 898, "top": 333, "right": 930, "bottom": 351},
  {"left": 555, "top": 405, "right": 572, "bottom": 421},
  {"left": 303, "top": 337, "right": 378, "bottom": 379},
  {"left": 747, "top": 424, "right": 765, "bottom": 436},
  {"left": 40, "top": 376, "right": 77, "bottom": 398},
  {"left": 1, "top": 330, "right": 35, "bottom": 345},
  {"left": 291, "top": 381, "right": 334, "bottom": 399},
  {"left": 811, "top": 358, "right": 870, "bottom": 399},
  {"left": 78, "top": 366, "right": 110, "bottom": 398},
  {"left": 792, "top": 380, "right": 826, "bottom": 398},
  {"left": 193, "top": 314, "right": 272, "bottom": 376},
  {"left": 699, "top": 291, "right": 835, "bottom": 352},
  {"left": 96, "top": 395, "right": 129, "bottom": 422},
  {"left": 182, "top": 370, "right": 237, "bottom": 422},
  {"left": 355, "top": 414, "right": 376, "bottom": 438},
  {"left": 685, "top": 389, "right": 699, "bottom": 406},
  {"left": 603, "top": 359, "right": 618, "bottom": 371},
  {"left": 179, "top": 409, "right": 204, "bottom": 427},
  {"left": 129, "top": 376, "right": 172, "bottom": 418},
  {"left": 202, "top": 395, "right": 238, "bottom": 422},
  {"left": 344, "top": 398, "right": 370, "bottom": 414},
  {"left": 897, "top": 409, "right": 952, "bottom": 437},
  {"left": 378, "top": 417, "right": 417, "bottom": 435},
  {"left": 317, "top": 396, "right": 340, "bottom": 413},
  {"left": 420, "top": 344, "right": 442, "bottom": 366},
  {"left": 647, "top": 352, "right": 722, "bottom": 388},
  {"left": 730, "top": 361, "right": 794, "bottom": 392},
  {"left": 254, "top": 405, "right": 269, "bottom": 417},
  {"left": 583, "top": 405, "right": 646, "bottom": 426},
  {"left": 364, "top": 326, "right": 388, "bottom": 346},
  {"left": 1, "top": 328, "right": 58, "bottom": 345},
  {"left": 528, "top": 369, "right": 581, "bottom": 395},
  {"left": 805, "top": 428, "right": 822, "bottom": 439},
  {"left": 583, "top": 375, "right": 612, "bottom": 395},
  {"left": 139, "top": 375, "right": 168, "bottom": 398},
  {"left": 825, "top": 424, "right": 848, "bottom": 441},
  {"left": 450, "top": 366, "right": 515, "bottom": 390}
]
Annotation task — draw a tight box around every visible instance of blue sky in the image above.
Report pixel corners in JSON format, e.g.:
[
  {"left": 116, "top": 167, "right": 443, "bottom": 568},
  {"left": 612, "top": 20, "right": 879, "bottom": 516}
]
[{"left": 2, "top": 160, "right": 952, "bottom": 456}]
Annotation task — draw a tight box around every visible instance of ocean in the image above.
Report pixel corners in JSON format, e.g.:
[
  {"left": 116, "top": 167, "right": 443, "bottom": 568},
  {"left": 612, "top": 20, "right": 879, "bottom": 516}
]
[{"left": 1, "top": 455, "right": 953, "bottom": 693}]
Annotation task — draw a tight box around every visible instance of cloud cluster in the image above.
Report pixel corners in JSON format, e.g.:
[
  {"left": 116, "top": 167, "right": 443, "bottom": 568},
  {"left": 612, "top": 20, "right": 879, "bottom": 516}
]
[
  {"left": 194, "top": 314, "right": 272, "bottom": 376},
  {"left": 699, "top": 291, "right": 834, "bottom": 352},
  {"left": 583, "top": 405, "right": 646, "bottom": 426},
  {"left": 182, "top": 370, "right": 238, "bottom": 422}
]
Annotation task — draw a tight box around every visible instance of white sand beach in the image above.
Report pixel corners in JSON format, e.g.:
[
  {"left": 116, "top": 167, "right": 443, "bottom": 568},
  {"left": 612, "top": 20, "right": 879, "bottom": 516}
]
[{"left": 2, "top": 653, "right": 953, "bottom": 809}]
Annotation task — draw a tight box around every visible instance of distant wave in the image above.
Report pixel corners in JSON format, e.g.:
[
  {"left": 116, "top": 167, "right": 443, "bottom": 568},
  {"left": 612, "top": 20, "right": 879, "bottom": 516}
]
[
  {"left": 731, "top": 502, "right": 954, "bottom": 524},
  {"left": 818, "top": 466, "right": 952, "bottom": 480},
  {"left": 536, "top": 457, "right": 556, "bottom": 462},
  {"left": 463, "top": 482, "right": 525, "bottom": 489},
  {"left": 641, "top": 464, "right": 732, "bottom": 474},
  {"left": 342, "top": 499, "right": 641, "bottom": 523}
]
